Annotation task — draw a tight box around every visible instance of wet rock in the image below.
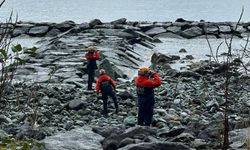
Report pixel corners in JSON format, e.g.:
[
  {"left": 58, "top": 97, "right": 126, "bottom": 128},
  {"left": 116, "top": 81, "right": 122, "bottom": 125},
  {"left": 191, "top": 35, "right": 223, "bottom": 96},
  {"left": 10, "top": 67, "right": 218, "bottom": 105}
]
[
  {"left": 145, "top": 27, "right": 166, "bottom": 36},
  {"left": 27, "top": 26, "right": 49, "bottom": 36},
  {"left": 43, "top": 127, "right": 103, "bottom": 150},
  {"left": 119, "top": 142, "right": 191, "bottom": 150},
  {"left": 55, "top": 20, "right": 75, "bottom": 32},
  {"left": 46, "top": 28, "right": 61, "bottom": 36},
  {"left": 181, "top": 26, "right": 203, "bottom": 38}
]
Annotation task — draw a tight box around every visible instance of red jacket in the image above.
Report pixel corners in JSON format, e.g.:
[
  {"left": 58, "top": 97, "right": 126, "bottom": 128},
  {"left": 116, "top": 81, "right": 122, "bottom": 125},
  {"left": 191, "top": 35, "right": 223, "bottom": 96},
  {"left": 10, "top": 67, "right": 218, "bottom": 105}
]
[
  {"left": 85, "top": 51, "right": 100, "bottom": 60},
  {"left": 135, "top": 73, "right": 161, "bottom": 88},
  {"left": 96, "top": 74, "right": 116, "bottom": 94}
]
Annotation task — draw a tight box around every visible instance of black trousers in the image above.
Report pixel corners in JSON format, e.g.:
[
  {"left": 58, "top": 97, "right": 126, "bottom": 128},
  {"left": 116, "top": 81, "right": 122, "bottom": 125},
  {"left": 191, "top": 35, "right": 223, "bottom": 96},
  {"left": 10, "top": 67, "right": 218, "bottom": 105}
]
[
  {"left": 137, "top": 94, "right": 155, "bottom": 126},
  {"left": 102, "top": 90, "right": 118, "bottom": 114},
  {"left": 87, "top": 69, "right": 95, "bottom": 90}
]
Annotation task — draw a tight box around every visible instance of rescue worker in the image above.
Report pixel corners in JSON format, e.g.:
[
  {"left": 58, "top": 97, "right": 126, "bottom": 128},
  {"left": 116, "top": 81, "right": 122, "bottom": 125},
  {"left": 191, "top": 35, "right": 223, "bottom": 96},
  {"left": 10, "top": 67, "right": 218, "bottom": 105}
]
[
  {"left": 96, "top": 69, "right": 119, "bottom": 116},
  {"left": 85, "top": 47, "right": 100, "bottom": 90},
  {"left": 135, "top": 66, "right": 161, "bottom": 126}
]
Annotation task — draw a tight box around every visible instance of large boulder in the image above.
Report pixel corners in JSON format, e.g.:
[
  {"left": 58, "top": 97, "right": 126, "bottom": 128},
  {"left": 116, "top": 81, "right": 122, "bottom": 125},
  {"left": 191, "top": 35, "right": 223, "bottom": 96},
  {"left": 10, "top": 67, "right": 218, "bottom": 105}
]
[
  {"left": 151, "top": 53, "right": 180, "bottom": 65},
  {"left": 229, "top": 127, "right": 250, "bottom": 149},
  {"left": 145, "top": 27, "right": 166, "bottom": 36},
  {"left": 99, "top": 58, "right": 126, "bottom": 79},
  {"left": 56, "top": 20, "right": 76, "bottom": 32},
  {"left": 119, "top": 142, "right": 191, "bottom": 150},
  {"left": 89, "top": 19, "right": 102, "bottom": 27},
  {"left": 181, "top": 26, "right": 203, "bottom": 38},
  {"left": 42, "top": 127, "right": 103, "bottom": 150},
  {"left": 218, "top": 25, "right": 232, "bottom": 33},
  {"left": 111, "top": 18, "right": 127, "bottom": 25},
  {"left": 102, "top": 126, "right": 157, "bottom": 150},
  {"left": 27, "top": 26, "right": 49, "bottom": 36}
]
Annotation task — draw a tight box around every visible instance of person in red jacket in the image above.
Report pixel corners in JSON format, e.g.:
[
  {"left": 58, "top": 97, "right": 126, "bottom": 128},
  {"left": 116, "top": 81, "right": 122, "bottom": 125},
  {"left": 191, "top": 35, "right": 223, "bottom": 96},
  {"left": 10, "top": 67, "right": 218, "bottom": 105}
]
[
  {"left": 96, "top": 69, "right": 119, "bottom": 116},
  {"left": 85, "top": 47, "right": 100, "bottom": 90},
  {"left": 135, "top": 66, "right": 161, "bottom": 126}
]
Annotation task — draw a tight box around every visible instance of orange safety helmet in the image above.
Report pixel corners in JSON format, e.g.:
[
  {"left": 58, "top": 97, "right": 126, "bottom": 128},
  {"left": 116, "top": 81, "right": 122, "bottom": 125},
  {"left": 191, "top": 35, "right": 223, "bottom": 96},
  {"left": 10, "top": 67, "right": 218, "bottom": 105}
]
[
  {"left": 138, "top": 66, "right": 149, "bottom": 76},
  {"left": 87, "top": 47, "right": 95, "bottom": 51}
]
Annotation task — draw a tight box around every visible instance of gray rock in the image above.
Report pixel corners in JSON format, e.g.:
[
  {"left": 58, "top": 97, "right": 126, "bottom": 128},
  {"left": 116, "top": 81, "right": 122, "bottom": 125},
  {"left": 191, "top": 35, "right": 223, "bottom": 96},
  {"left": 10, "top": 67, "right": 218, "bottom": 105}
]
[
  {"left": 46, "top": 28, "right": 61, "bottom": 36},
  {"left": 231, "top": 24, "right": 247, "bottom": 33},
  {"left": 145, "top": 27, "right": 166, "bottom": 36},
  {"left": 151, "top": 53, "right": 175, "bottom": 65},
  {"left": 118, "top": 138, "right": 135, "bottom": 148},
  {"left": 56, "top": 20, "right": 75, "bottom": 32},
  {"left": 79, "top": 22, "right": 90, "bottom": 30},
  {"left": 0, "top": 115, "right": 12, "bottom": 124},
  {"left": 185, "top": 55, "right": 194, "bottom": 60},
  {"left": 67, "top": 99, "right": 85, "bottom": 111},
  {"left": 218, "top": 25, "right": 231, "bottom": 33},
  {"left": 179, "top": 48, "right": 187, "bottom": 53},
  {"left": 204, "top": 25, "right": 219, "bottom": 34},
  {"left": 0, "top": 129, "right": 8, "bottom": 139},
  {"left": 102, "top": 126, "right": 157, "bottom": 150},
  {"left": 99, "top": 59, "right": 126, "bottom": 79},
  {"left": 89, "top": 19, "right": 102, "bottom": 27},
  {"left": 166, "top": 26, "right": 182, "bottom": 33},
  {"left": 42, "top": 127, "right": 103, "bottom": 150},
  {"left": 153, "top": 32, "right": 183, "bottom": 39},
  {"left": 181, "top": 26, "right": 203, "bottom": 38},
  {"left": 27, "top": 26, "right": 49, "bottom": 36},
  {"left": 118, "top": 142, "right": 191, "bottom": 150},
  {"left": 123, "top": 116, "right": 137, "bottom": 127},
  {"left": 229, "top": 127, "right": 250, "bottom": 149},
  {"left": 92, "top": 126, "right": 125, "bottom": 138},
  {"left": 117, "top": 90, "right": 134, "bottom": 100},
  {"left": 137, "top": 23, "right": 155, "bottom": 32},
  {"left": 111, "top": 18, "right": 127, "bottom": 25}
]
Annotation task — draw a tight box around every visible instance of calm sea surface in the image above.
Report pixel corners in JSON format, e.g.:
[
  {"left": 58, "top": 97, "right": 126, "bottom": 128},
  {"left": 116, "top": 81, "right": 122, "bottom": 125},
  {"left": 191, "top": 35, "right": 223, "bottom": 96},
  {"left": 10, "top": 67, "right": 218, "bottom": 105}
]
[{"left": 0, "top": 0, "right": 250, "bottom": 23}]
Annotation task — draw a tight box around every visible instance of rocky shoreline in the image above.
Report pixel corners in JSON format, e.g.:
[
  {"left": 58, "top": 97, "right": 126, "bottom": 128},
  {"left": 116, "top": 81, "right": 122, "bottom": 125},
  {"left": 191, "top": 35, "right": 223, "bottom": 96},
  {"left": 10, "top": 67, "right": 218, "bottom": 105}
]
[{"left": 0, "top": 18, "right": 250, "bottom": 150}]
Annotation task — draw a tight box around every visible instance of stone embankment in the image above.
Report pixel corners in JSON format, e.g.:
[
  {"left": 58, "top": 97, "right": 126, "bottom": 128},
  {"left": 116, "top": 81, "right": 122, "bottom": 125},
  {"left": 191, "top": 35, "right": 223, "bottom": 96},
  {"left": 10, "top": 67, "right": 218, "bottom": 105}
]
[
  {"left": 0, "top": 18, "right": 249, "bottom": 150},
  {"left": 12, "top": 18, "right": 250, "bottom": 39}
]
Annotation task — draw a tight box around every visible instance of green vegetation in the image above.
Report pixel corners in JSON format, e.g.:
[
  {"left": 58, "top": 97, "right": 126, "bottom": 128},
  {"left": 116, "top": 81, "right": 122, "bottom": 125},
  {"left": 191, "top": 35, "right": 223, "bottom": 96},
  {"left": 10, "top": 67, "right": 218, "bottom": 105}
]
[{"left": 0, "top": 136, "right": 44, "bottom": 150}]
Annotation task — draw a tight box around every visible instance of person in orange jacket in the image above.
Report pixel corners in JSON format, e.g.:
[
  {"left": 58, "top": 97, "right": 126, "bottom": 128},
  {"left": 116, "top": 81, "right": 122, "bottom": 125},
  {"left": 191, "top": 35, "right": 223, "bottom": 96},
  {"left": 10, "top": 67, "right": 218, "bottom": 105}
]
[
  {"left": 135, "top": 66, "right": 161, "bottom": 126},
  {"left": 96, "top": 69, "right": 119, "bottom": 116},
  {"left": 85, "top": 47, "right": 100, "bottom": 90}
]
